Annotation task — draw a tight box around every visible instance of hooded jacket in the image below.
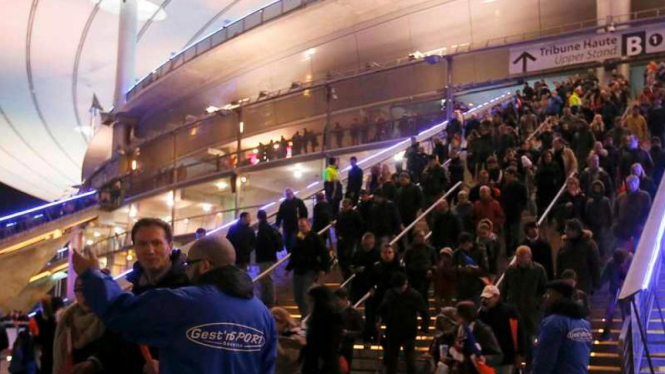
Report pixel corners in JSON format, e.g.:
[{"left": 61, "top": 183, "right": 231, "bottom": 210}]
[
  {"left": 81, "top": 266, "right": 277, "bottom": 374},
  {"left": 584, "top": 180, "right": 613, "bottom": 231},
  {"left": 557, "top": 231, "right": 601, "bottom": 294},
  {"left": 532, "top": 298, "right": 592, "bottom": 374}
]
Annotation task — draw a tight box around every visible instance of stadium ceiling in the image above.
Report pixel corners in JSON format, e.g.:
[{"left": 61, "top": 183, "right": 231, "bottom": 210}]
[{"left": 0, "top": 0, "right": 276, "bottom": 200}]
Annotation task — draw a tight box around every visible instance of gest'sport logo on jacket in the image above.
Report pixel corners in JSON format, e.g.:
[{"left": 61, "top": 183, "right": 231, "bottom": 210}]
[{"left": 186, "top": 323, "right": 266, "bottom": 352}]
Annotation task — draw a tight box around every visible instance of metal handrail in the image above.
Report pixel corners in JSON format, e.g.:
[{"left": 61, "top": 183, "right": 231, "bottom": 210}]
[{"left": 536, "top": 171, "right": 577, "bottom": 227}]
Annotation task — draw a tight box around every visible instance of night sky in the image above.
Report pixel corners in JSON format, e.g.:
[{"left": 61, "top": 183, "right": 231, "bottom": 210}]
[{"left": 0, "top": 183, "right": 45, "bottom": 217}]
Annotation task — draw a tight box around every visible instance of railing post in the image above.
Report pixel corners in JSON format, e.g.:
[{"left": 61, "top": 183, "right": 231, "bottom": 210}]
[{"left": 632, "top": 298, "right": 656, "bottom": 374}]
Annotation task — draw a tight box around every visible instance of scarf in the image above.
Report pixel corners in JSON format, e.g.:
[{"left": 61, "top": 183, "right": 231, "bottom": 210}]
[{"left": 53, "top": 303, "right": 106, "bottom": 374}]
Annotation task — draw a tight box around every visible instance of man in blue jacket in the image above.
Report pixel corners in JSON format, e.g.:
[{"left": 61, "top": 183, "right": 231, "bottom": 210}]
[
  {"left": 532, "top": 280, "right": 592, "bottom": 374},
  {"left": 73, "top": 236, "right": 277, "bottom": 374}
]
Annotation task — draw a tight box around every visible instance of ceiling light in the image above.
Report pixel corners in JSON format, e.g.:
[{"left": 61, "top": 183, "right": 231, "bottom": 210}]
[
  {"left": 206, "top": 106, "right": 220, "bottom": 113},
  {"left": 127, "top": 254, "right": 134, "bottom": 261},
  {"left": 93, "top": 231, "right": 101, "bottom": 237},
  {"left": 86, "top": 239, "right": 94, "bottom": 246},
  {"left": 215, "top": 181, "right": 228, "bottom": 190},
  {"left": 305, "top": 48, "right": 316, "bottom": 58},
  {"left": 482, "top": 0, "right": 498, "bottom": 3},
  {"left": 294, "top": 170, "right": 303, "bottom": 179},
  {"left": 240, "top": 176, "right": 248, "bottom": 184},
  {"left": 93, "top": 0, "right": 167, "bottom": 22},
  {"left": 129, "top": 205, "right": 138, "bottom": 218},
  {"left": 394, "top": 151, "right": 406, "bottom": 162},
  {"left": 201, "top": 203, "right": 212, "bottom": 212}
]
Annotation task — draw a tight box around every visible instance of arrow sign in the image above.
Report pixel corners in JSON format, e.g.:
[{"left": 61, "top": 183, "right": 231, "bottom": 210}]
[{"left": 513, "top": 51, "right": 537, "bottom": 73}]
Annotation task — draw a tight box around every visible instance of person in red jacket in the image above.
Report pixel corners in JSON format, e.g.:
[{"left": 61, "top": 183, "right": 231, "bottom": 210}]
[{"left": 472, "top": 186, "right": 505, "bottom": 234}]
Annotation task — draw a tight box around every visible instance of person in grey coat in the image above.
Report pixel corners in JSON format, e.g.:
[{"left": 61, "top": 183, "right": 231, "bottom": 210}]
[{"left": 556, "top": 219, "right": 601, "bottom": 295}]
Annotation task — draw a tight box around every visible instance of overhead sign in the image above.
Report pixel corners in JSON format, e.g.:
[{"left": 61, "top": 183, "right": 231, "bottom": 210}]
[{"left": 509, "top": 24, "right": 665, "bottom": 75}]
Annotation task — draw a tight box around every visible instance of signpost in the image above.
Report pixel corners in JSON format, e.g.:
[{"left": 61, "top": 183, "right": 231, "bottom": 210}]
[{"left": 509, "top": 24, "right": 665, "bottom": 75}]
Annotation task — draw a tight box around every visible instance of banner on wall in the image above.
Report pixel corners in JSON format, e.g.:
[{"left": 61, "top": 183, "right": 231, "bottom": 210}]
[{"left": 509, "top": 24, "right": 665, "bottom": 75}]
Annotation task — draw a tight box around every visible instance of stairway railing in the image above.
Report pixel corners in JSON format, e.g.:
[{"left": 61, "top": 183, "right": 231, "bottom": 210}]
[{"left": 618, "top": 175, "right": 665, "bottom": 374}]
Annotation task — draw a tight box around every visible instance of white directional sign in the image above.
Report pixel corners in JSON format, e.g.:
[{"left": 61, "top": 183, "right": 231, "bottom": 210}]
[{"left": 509, "top": 24, "right": 665, "bottom": 75}]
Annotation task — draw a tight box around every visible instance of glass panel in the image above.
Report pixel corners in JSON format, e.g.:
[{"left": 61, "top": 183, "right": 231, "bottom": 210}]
[
  {"left": 282, "top": 0, "right": 302, "bottom": 13},
  {"left": 244, "top": 10, "right": 262, "bottom": 30},
  {"left": 262, "top": 1, "right": 282, "bottom": 21}
]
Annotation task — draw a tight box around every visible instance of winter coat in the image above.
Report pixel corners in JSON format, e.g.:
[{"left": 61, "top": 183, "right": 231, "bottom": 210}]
[
  {"left": 421, "top": 164, "right": 449, "bottom": 202},
  {"left": 553, "top": 147, "right": 578, "bottom": 177},
  {"left": 453, "top": 202, "right": 475, "bottom": 233},
  {"left": 403, "top": 244, "right": 438, "bottom": 279},
  {"left": 479, "top": 302, "right": 526, "bottom": 365},
  {"left": 619, "top": 147, "right": 654, "bottom": 179},
  {"left": 276, "top": 198, "right": 308, "bottom": 232},
  {"left": 555, "top": 191, "right": 587, "bottom": 224},
  {"left": 370, "top": 260, "right": 405, "bottom": 307},
  {"left": 256, "top": 221, "right": 283, "bottom": 263},
  {"left": 521, "top": 237, "right": 554, "bottom": 281},
  {"left": 127, "top": 250, "right": 190, "bottom": 295},
  {"left": 500, "top": 181, "right": 528, "bottom": 224},
  {"left": 584, "top": 182, "right": 612, "bottom": 231},
  {"left": 532, "top": 298, "right": 592, "bottom": 374},
  {"left": 557, "top": 231, "right": 601, "bottom": 294},
  {"left": 378, "top": 287, "right": 430, "bottom": 340},
  {"left": 335, "top": 209, "right": 364, "bottom": 243},
  {"left": 471, "top": 199, "right": 505, "bottom": 232},
  {"left": 81, "top": 266, "right": 277, "bottom": 374},
  {"left": 302, "top": 309, "right": 343, "bottom": 374},
  {"left": 535, "top": 162, "right": 564, "bottom": 211},
  {"left": 613, "top": 190, "right": 652, "bottom": 240},
  {"left": 395, "top": 183, "right": 424, "bottom": 224},
  {"left": 226, "top": 222, "right": 256, "bottom": 265},
  {"left": 346, "top": 165, "right": 364, "bottom": 198},
  {"left": 448, "top": 158, "right": 465, "bottom": 186},
  {"left": 434, "top": 253, "right": 456, "bottom": 301},
  {"left": 571, "top": 129, "right": 595, "bottom": 163},
  {"left": 369, "top": 200, "right": 402, "bottom": 238},
  {"left": 430, "top": 210, "right": 463, "bottom": 250},
  {"left": 312, "top": 201, "right": 333, "bottom": 234},
  {"left": 500, "top": 262, "right": 548, "bottom": 334},
  {"left": 452, "top": 246, "right": 489, "bottom": 302},
  {"left": 350, "top": 248, "right": 380, "bottom": 299},
  {"left": 286, "top": 231, "right": 331, "bottom": 275}
]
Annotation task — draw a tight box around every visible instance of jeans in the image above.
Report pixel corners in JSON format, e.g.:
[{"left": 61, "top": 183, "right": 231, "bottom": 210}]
[
  {"left": 384, "top": 336, "right": 416, "bottom": 374},
  {"left": 293, "top": 271, "right": 317, "bottom": 316},
  {"left": 258, "top": 262, "right": 275, "bottom": 308}
]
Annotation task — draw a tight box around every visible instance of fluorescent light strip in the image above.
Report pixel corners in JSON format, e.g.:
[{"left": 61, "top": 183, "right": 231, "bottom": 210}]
[
  {"left": 641, "top": 205, "right": 665, "bottom": 289},
  {"left": 0, "top": 190, "right": 97, "bottom": 223},
  {"left": 113, "top": 269, "right": 133, "bottom": 280}
]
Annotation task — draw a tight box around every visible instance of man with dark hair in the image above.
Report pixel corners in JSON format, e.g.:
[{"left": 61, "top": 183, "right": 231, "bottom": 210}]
[
  {"left": 369, "top": 189, "right": 402, "bottom": 244},
  {"left": 403, "top": 230, "right": 437, "bottom": 303},
  {"left": 226, "top": 212, "right": 256, "bottom": 270},
  {"left": 560, "top": 269, "right": 590, "bottom": 318},
  {"left": 73, "top": 236, "right": 277, "bottom": 374},
  {"left": 195, "top": 227, "right": 207, "bottom": 239},
  {"left": 421, "top": 154, "right": 449, "bottom": 205},
  {"left": 285, "top": 218, "right": 331, "bottom": 316},
  {"left": 557, "top": 219, "right": 600, "bottom": 294},
  {"left": 521, "top": 221, "right": 554, "bottom": 280},
  {"left": 276, "top": 188, "right": 308, "bottom": 253},
  {"left": 430, "top": 199, "right": 463, "bottom": 250},
  {"left": 452, "top": 301, "right": 503, "bottom": 373},
  {"left": 452, "top": 232, "right": 490, "bottom": 303},
  {"left": 256, "top": 209, "right": 283, "bottom": 307},
  {"left": 532, "top": 281, "right": 592, "bottom": 374},
  {"left": 346, "top": 156, "right": 364, "bottom": 205},
  {"left": 336, "top": 198, "right": 364, "bottom": 279},
  {"left": 312, "top": 192, "right": 333, "bottom": 241},
  {"left": 378, "top": 272, "right": 429, "bottom": 374},
  {"left": 395, "top": 172, "right": 424, "bottom": 230},
  {"left": 349, "top": 232, "right": 379, "bottom": 302},
  {"left": 334, "top": 288, "right": 364, "bottom": 370},
  {"left": 614, "top": 175, "right": 652, "bottom": 250},
  {"left": 500, "top": 167, "right": 528, "bottom": 256}
]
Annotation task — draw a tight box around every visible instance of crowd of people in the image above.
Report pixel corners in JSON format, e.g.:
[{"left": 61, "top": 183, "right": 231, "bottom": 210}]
[{"left": 9, "top": 67, "right": 665, "bottom": 374}]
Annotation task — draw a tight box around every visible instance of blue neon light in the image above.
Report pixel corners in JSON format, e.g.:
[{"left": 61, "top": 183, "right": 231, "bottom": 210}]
[
  {"left": 0, "top": 190, "right": 97, "bottom": 224},
  {"left": 306, "top": 181, "right": 319, "bottom": 189},
  {"left": 642, "top": 206, "right": 665, "bottom": 289}
]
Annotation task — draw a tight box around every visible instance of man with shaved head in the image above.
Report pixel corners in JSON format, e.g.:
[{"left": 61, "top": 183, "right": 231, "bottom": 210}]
[{"left": 73, "top": 236, "right": 277, "bottom": 374}]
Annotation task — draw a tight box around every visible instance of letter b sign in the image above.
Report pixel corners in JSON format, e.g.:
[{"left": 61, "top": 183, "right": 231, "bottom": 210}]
[{"left": 623, "top": 31, "right": 646, "bottom": 57}]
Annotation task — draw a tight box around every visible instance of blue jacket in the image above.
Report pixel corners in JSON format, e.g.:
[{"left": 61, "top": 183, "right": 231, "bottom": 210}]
[
  {"left": 81, "top": 266, "right": 277, "bottom": 374},
  {"left": 532, "top": 298, "right": 592, "bottom": 374}
]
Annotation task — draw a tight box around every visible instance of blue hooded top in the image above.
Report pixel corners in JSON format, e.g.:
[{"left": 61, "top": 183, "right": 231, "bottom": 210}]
[
  {"left": 81, "top": 265, "right": 277, "bottom": 374},
  {"left": 532, "top": 297, "right": 592, "bottom": 374}
]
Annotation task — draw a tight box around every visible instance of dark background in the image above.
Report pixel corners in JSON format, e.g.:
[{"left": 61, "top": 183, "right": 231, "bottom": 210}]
[{"left": 0, "top": 183, "right": 45, "bottom": 217}]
